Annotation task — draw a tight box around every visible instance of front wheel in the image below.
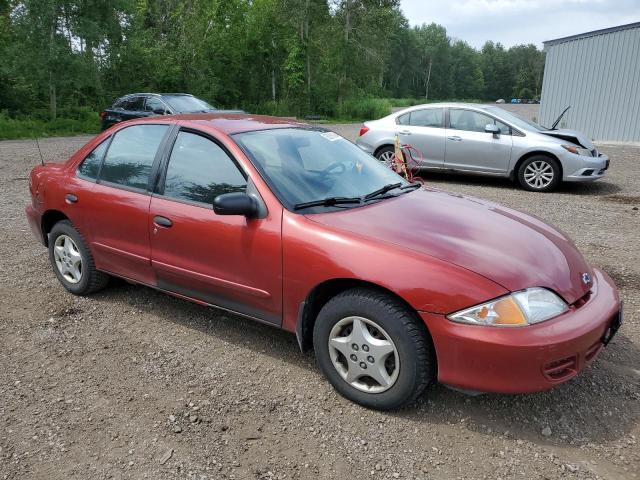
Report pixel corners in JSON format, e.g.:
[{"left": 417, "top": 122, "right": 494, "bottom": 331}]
[
  {"left": 517, "top": 155, "right": 561, "bottom": 192},
  {"left": 313, "top": 288, "right": 434, "bottom": 410}
]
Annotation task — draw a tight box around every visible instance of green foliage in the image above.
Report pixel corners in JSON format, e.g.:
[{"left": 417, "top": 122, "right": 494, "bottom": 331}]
[
  {"left": 0, "top": 111, "right": 100, "bottom": 140},
  {"left": 336, "top": 98, "right": 392, "bottom": 121},
  {"left": 0, "top": 0, "right": 546, "bottom": 138}
]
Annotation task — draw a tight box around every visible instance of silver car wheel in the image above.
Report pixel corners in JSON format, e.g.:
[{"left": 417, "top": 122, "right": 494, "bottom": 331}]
[
  {"left": 523, "top": 160, "right": 554, "bottom": 189},
  {"left": 328, "top": 316, "right": 399, "bottom": 393},
  {"left": 53, "top": 235, "right": 83, "bottom": 284},
  {"left": 378, "top": 150, "right": 395, "bottom": 167}
]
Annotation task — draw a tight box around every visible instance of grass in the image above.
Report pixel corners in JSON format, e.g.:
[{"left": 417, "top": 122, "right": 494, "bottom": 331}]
[{"left": 0, "top": 110, "right": 100, "bottom": 141}]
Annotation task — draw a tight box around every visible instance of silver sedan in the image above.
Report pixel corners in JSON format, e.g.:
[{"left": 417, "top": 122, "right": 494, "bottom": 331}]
[{"left": 356, "top": 103, "right": 609, "bottom": 192}]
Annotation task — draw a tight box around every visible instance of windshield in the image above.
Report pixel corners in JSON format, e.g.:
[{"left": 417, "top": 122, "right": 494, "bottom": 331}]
[
  {"left": 162, "top": 95, "right": 216, "bottom": 113},
  {"left": 484, "top": 106, "right": 546, "bottom": 131},
  {"left": 233, "top": 128, "right": 410, "bottom": 211}
]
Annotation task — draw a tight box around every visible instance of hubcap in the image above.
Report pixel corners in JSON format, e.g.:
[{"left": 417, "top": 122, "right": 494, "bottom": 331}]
[
  {"left": 378, "top": 150, "right": 395, "bottom": 167},
  {"left": 53, "top": 235, "right": 82, "bottom": 284},
  {"left": 328, "top": 316, "right": 399, "bottom": 393},
  {"left": 524, "top": 160, "right": 554, "bottom": 189}
]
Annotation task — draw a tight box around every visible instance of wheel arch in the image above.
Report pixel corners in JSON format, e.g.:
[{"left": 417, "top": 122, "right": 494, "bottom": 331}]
[
  {"left": 41, "top": 210, "right": 69, "bottom": 246},
  {"left": 295, "top": 278, "right": 424, "bottom": 353},
  {"left": 511, "top": 150, "right": 563, "bottom": 180},
  {"left": 373, "top": 144, "right": 394, "bottom": 158}
]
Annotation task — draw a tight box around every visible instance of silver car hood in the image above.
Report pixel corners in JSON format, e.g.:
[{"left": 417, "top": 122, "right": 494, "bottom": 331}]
[{"left": 540, "top": 129, "right": 595, "bottom": 151}]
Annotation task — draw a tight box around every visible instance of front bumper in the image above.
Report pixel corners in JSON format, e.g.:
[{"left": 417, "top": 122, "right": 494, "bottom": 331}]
[
  {"left": 564, "top": 153, "right": 609, "bottom": 182},
  {"left": 420, "top": 268, "right": 620, "bottom": 393}
]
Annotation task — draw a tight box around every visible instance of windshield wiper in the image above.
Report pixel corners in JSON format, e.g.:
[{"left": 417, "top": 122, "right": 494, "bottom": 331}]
[
  {"left": 293, "top": 196, "right": 361, "bottom": 211},
  {"left": 364, "top": 182, "right": 420, "bottom": 201}
]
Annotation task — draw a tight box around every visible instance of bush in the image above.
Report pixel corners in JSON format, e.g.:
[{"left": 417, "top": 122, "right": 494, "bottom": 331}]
[
  {"left": 336, "top": 98, "right": 392, "bottom": 121},
  {"left": 0, "top": 111, "right": 100, "bottom": 140}
]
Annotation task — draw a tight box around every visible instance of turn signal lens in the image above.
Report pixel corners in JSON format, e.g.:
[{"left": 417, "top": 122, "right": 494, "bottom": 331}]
[
  {"left": 447, "top": 288, "right": 568, "bottom": 327},
  {"left": 448, "top": 296, "right": 527, "bottom": 327}
]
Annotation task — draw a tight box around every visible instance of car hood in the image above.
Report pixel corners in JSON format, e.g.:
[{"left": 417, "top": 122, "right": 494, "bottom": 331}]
[
  {"left": 541, "top": 129, "right": 595, "bottom": 151},
  {"left": 308, "top": 188, "right": 593, "bottom": 305}
]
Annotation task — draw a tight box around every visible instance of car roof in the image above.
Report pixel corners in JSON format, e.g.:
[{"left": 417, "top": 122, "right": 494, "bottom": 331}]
[
  {"left": 119, "top": 92, "right": 194, "bottom": 98},
  {"left": 395, "top": 102, "right": 497, "bottom": 113},
  {"left": 134, "top": 113, "right": 310, "bottom": 135}
]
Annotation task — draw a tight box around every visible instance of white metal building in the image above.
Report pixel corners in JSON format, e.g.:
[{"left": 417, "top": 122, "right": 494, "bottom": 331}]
[{"left": 540, "top": 22, "right": 640, "bottom": 142}]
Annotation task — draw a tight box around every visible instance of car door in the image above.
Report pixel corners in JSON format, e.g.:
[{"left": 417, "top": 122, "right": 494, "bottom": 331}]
[
  {"left": 396, "top": 108, "right": 445, "bottom": 168},
  {"left": 145, "top": 96, "right": 172, "bottom": 116},
  {"left": 120, "top": 96, "right": 148, "bottom": 121},
  {"left": 87, "top": 123, "right": 171, "bottom": 284},
  {"left": 149, "top": 129, "right": 283, "bottom": 325},
  {"left": 445, "top": 108, "right": 513, "bottom": 173}
]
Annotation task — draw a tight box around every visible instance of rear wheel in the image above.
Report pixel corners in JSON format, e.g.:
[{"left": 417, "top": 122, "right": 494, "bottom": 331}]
[
  {"left": 313, "top": 288, "right": 434, "bottom": 410},
  {"left": 517, "top": 155, "right": 561, "bottom": 192},
  {"left": 48, "top": 220, "right": 109, "bottom": 295},
  {"left": 375, "top": 146, "right": 395, "bottom": 168}
]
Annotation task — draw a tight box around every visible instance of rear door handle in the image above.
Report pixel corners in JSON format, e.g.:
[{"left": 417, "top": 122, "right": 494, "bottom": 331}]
[
  {"left": 65, "top": 193, "right": 78, "bottom": 204},
  {"left": 153, "top": 216, "right": 172, "bottom": 228},
  {"left": 399, "top": 130, "right": 411, "bottom": 135},
  {"left": 447, "top": 136, "right": 462, "bottom": 141}
]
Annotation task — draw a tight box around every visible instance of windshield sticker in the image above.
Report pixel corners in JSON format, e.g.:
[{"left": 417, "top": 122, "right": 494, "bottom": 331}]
[{"left": 320, "top": 131, "right": 342, "bottom": 141}]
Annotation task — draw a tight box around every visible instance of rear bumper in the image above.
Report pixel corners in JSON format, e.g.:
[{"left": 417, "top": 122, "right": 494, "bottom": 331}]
[
  {"left": 25, "top": 205, "right": 46, "bottom": 246},
  {"left": 420, "top": 268, "right": 620, "bottom": 393}
]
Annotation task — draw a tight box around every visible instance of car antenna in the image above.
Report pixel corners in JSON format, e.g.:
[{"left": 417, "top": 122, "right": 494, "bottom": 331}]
[{"left": 34, "top": 136, "right": 44, "bottom": 166}]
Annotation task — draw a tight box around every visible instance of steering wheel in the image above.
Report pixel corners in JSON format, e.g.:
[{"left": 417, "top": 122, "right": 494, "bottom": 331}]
[{"left": 319, "top": 161, "right": 346, "bottom": 177}]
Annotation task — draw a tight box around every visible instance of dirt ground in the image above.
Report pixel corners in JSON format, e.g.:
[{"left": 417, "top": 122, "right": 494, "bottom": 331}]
[{"left": 1, "top": 126, "right": 639, "bottom": 480}]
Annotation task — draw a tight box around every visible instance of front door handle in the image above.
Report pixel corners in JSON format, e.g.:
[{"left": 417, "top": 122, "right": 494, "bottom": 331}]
[
  {"left": 447, "top": 136, "right": 462, "bottom": 141},
  {"left": 65, "top": 193, "right": 78, "bottom": 204},
  {"left": 399, "top": 130, "right": 412, "bottom": 135},
  {"left": 153, "top": 216, "right": 172, "bottom": 228}
]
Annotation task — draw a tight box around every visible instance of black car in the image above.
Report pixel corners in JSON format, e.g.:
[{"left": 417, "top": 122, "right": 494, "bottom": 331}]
[{"left": 99, "top": 93, "right": 244, "bottom": 130}]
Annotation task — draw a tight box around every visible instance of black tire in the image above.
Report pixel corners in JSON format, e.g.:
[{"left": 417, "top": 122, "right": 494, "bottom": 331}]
[
  {"left": 48, "top": 220, "right": 109, "bottom": 295},
  {"left": 313, "top": 288, "right": 434, "bottom": 410},
  {"left": 516, "top": 155, "right": 561, "bottom": 192},
  {"left": 375, "top": 145, "right": 395, "bottom": 166}
]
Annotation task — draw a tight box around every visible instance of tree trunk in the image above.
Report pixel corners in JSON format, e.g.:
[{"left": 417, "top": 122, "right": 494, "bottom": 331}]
[
  {"left": 49, "top": 73, "right": 57, "bottom": 120},
  {"left": 425, "top": 58, "right": 432, "bottom": 100}
]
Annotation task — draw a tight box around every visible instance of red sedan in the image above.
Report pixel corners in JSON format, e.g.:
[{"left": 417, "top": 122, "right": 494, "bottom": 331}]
[{"left": 26, "top": 114, "right": 622, "bottom": 410}]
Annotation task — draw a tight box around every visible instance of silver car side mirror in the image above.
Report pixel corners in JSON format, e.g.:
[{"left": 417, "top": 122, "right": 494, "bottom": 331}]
[{"left": 485, "top": 124, "right": 500, "bottom": 138}]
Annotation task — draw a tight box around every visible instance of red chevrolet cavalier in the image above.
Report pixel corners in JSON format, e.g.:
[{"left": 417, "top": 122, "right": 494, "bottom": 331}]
[{"left": 26, "top": 114, "right": 622, "bottom": 409}]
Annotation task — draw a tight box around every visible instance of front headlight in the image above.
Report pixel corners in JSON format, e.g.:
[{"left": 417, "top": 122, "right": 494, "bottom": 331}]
[
  {"left": 447, "top": 288, "right": 568, "bottom": 327},
  {"left": 562, "top": 144, "right": 592, "bottom": 156}
]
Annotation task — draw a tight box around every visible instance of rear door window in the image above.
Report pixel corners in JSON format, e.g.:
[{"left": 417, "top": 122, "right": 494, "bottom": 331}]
[
  {"left": 409, "top": 108, "right": 443, "bottom": 128},
  {"left": 99, "top": 125, "right": 169, "bottom": 190}
]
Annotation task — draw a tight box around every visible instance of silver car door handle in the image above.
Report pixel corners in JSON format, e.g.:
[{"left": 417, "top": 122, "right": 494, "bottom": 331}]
[
  {"left": 399, "top": 130, "right": 411, "bottom": 135},
  {"left": 447, "top": 136, "right": 462, "bottom": 141}
]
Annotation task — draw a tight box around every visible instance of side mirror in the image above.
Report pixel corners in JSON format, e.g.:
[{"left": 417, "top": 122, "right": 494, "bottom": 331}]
[
  {"left": 485, "top": 124, "right": 500, "bottom": 137},
  {"left": 153, "top": 108, "right": 167, "bottom": 115},
  {"left": 213, "top": 192, "right": 258, "bottom": 217}
]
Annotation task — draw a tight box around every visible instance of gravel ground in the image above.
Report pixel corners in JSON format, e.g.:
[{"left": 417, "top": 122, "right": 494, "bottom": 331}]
[{"left": 1, "top": 127, "right": 639, "bottom": 480}]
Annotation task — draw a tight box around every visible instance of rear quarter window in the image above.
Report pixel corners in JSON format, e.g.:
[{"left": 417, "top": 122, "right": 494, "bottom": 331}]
[{"left": 77, "top": 139, "right": 110, "bottom": 180}]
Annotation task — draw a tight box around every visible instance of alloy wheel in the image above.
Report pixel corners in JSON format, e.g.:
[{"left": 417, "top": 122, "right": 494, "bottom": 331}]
[
  {"left": 523, "top": 160, "right": 554, "bottom": 189},
  {"left": 328, "top": 316, "right": 400, "bottom": 393},
  {"left": 377, "top": 150, "right": 395, "bottom": 167},
  {"left": 53, "top": 234, "right": 83, "bottom": 284}
]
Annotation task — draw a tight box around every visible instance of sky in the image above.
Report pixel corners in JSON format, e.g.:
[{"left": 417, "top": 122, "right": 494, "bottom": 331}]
[{"left": 400, "top": 0, "right": 640, "bottom": 49}]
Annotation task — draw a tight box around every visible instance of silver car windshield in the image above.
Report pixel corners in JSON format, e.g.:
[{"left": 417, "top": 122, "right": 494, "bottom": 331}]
[
  {"left": 484, "top": 106, "right": 547, "bottom": 132},
  {"left": 233, "top": 128, "right": 409, "bottom": 210}
]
